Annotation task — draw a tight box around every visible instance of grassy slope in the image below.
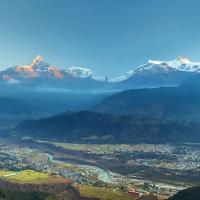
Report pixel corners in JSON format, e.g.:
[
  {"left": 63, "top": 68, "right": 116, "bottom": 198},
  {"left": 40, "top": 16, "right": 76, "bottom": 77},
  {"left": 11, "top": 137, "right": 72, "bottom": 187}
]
[
  {"left": 0, "top": 170, "right": 56, "bottom": 184},
  {"left": 76, "top": 184, "right": 135, "bottom": 200}
]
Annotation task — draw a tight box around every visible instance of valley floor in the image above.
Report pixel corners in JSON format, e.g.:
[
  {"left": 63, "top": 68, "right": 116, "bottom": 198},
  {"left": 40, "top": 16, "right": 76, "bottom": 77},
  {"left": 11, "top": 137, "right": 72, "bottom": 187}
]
[{"left": 0, "top": 137, "right": 199, "bottom": 199}]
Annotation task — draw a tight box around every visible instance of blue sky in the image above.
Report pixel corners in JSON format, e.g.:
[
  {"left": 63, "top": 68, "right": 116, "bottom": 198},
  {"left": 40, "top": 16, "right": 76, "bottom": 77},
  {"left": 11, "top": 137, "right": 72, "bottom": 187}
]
[{"left": 1, "top": 0, "right": 200, "bottom": 76}]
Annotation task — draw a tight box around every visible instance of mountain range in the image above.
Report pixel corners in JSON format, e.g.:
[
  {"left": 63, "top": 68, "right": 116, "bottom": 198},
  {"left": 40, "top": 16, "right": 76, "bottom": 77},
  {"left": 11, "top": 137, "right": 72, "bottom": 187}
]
[
  {"left": 94, "top": 75, "right": 200, "bottom": 121},
  {"left": 1, "top": 55, "right": 200, "bottom": 90},
  {"left": 3, "top": 55, "right": 200, "bottom": 144},
  {"left": 14, "top": 74, "right": 200, "bottom": 143}
]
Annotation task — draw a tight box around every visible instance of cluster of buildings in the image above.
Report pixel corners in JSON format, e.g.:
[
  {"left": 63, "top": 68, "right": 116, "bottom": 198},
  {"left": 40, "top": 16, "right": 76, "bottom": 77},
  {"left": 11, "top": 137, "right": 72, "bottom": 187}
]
[{"left": 0, "top": 142, "right": 199, "bottom": 198}]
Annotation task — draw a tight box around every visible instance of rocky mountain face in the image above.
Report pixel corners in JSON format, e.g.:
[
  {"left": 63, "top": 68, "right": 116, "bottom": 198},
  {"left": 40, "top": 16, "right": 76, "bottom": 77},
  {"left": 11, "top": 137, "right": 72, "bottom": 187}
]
[{"left": 1, "top": 56, "right": 200, "bottom": 90}]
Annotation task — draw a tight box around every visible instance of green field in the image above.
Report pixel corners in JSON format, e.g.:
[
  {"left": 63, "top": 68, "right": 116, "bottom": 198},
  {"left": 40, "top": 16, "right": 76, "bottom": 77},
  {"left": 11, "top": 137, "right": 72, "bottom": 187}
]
[
  {"left": 0, "top": 170, "right": 14, "bottom": 177},
  {"left": 0, "top": 170, "right": 49, "bottom": 183},
  {"left": 76, "top": 184, "right": 135, "bottom": 200},
  {"left": 50, "top": 142, "right": 132, "bottom": 154}
]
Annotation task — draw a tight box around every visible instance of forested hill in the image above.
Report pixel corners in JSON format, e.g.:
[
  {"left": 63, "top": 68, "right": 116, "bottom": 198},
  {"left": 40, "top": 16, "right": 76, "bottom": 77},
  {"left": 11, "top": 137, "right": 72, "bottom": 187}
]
[{"left": 15, "top": 111, "right": 200, "bottom": 143}]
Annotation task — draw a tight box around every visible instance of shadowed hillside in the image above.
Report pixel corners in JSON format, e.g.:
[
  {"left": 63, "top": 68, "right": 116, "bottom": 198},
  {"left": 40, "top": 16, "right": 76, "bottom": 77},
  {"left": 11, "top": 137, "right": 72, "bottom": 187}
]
[
  {"left": 94, "top": 75, "right": 200, "bottom": 121},
  {"left": 15, "top": 111, "right": 200, "bottom": 144},
  {"left": 168, "top": 186, "right": 200, "bottom": 200},
  {"left": 0, "top": 178, "right": 97, "bottom": 200}
]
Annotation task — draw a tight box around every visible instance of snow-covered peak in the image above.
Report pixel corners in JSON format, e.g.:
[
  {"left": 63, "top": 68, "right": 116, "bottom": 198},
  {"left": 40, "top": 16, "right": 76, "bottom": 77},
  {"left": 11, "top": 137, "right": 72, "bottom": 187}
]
[
  {"left": 14, "top": 55, "right": 49, "bottom": 72},
  {"left": 109, "top": 70, "right": 135, "bottom": 82},
  {"left": 146, "top": 57, "right": 200, "bottom": 72},
  {"left": 10, "top": 56, "right": 97, "bottom": 80},
  {"left": 4, "top": 55, "right": 200, "bottom": 84},
  {"left": 66, "top": 66, "right": 92, "bottom": 78},
  {"left": 30, "top": 55, "right": 44, "bottom": 67},
  {"left": 148, "top": 60, "right": 163, "bottom": 65},
  {"left": 166, "top": 57, "right": 200, "bottom": 72},
  {"left": 30, "top": 55, "right": 49, "bottom": 71},
  {"left": 176, "top": 56, "right": 191, "bottom": 64},
  {"left": 109, "top": 57, "right": 200, "bottom": 83},
  {"left": 149, "top": 56, "right": 191, "bottom": 65}
]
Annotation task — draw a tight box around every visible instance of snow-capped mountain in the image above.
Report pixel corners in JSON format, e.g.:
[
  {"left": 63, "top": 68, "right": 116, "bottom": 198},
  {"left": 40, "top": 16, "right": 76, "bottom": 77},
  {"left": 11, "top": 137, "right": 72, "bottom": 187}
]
[
  {"left": 1, "top": 55, "right": 200, "bottom": 90},
  {"left": 0, "top": 55, "right": 110, "bottom": 90},
  {"left": 1, "top": 55, "right": 99, "bottom": 81},
  {"left": 65, "top": 66, "right": 92, "bottom": 79},
  {"left": 15, "top": 55, "right": 49, "bottom": 73},
  {"left": 139, "top": 56, "right": 200, "bottom": 73},
  {"left": 111, "top": 56, "right": 200, "bottom": 83},
  {"left": 9, "top": 55, "right": 96, "bottom": 80},
  {"left": 108, "top": 70, "right": 135, "bottom": 82}
]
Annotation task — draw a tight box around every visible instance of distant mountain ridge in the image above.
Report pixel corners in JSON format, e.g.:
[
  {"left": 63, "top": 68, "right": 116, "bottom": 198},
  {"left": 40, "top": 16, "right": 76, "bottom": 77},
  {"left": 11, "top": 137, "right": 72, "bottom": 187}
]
[
  {"left": 94, "top": 74, "right": 200, "bottom": 121},
  {"left": 14, "top": 74, "right": 200, "bottom": 143},
  {"left": 15, "top": 110, "right": 200, "bottom": 143},
  {"left": 0, "top": 176, "right": 95, "bottom": 200},
  {"left": 1, "top": 56, "right": 200, "bottom": 90},
  {"left": 110, "top": 56, "right": 200, "bottom": 82}
]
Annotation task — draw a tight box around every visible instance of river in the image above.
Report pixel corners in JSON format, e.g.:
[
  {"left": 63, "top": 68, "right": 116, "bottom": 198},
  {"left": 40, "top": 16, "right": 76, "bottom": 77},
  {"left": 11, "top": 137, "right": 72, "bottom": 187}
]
[{"left": 46, "top": 153, "right": 116, "bottom": 183}]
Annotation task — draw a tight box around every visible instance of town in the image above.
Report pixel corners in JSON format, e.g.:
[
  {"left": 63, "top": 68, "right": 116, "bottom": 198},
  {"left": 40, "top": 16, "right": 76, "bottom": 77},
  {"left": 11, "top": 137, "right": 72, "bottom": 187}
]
[{"left": 0, "top": 139, "right": 199, "bottom": 198}]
